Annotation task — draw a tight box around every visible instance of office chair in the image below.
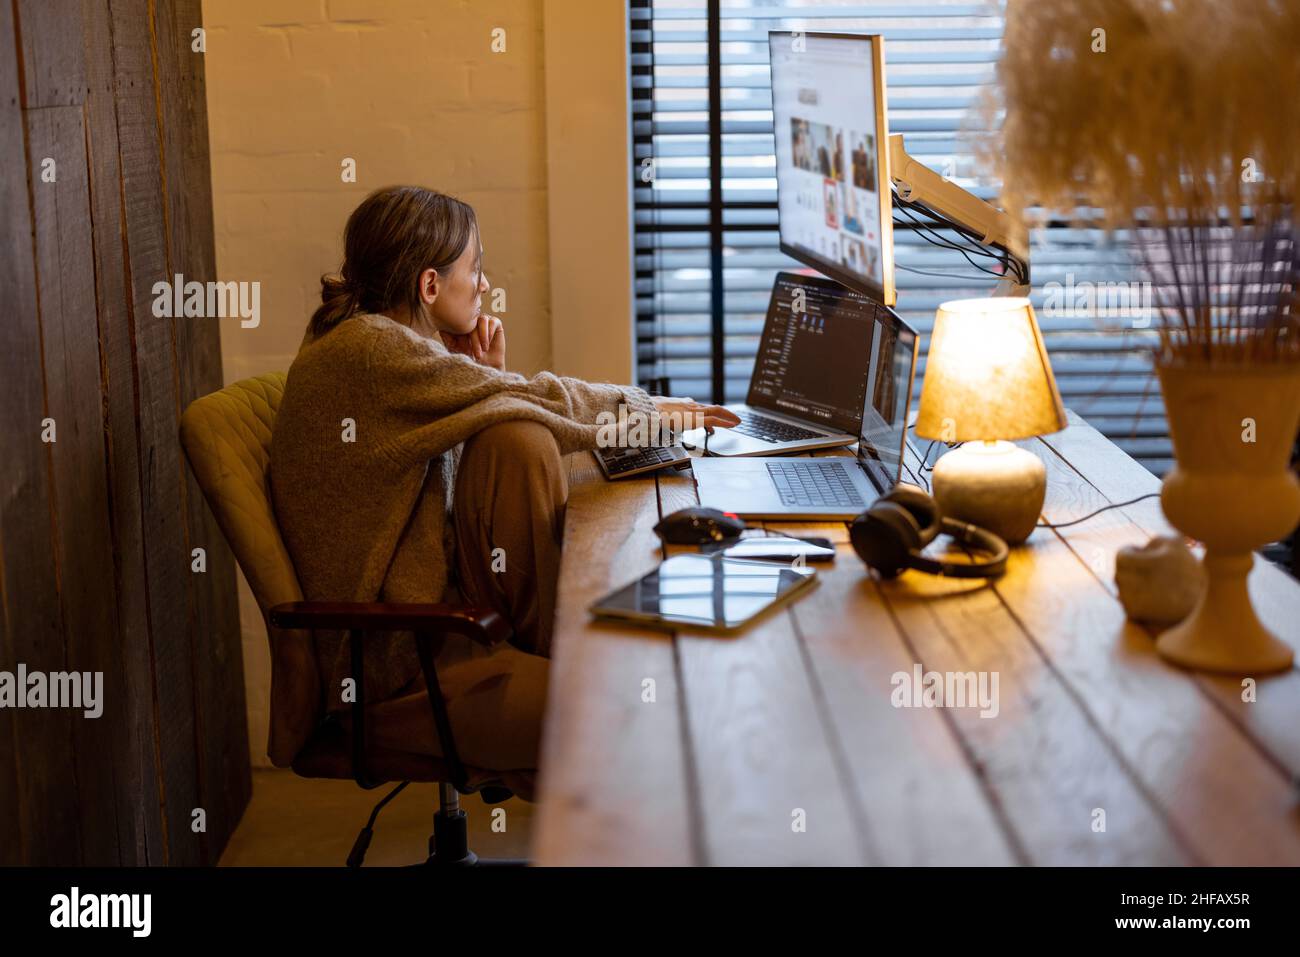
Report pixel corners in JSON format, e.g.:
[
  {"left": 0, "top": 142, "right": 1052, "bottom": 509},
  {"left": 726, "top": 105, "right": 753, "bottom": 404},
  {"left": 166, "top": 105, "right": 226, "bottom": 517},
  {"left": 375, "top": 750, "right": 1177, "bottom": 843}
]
[{"left": 180, "top": 372, "right": 526, "bottom": 867}]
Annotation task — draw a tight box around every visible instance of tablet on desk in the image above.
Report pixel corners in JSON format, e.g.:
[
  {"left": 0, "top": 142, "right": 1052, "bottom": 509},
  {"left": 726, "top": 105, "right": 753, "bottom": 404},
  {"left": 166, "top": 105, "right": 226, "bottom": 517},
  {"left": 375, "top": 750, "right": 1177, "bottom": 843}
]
[{"left": 589, "top": 553, "right": 817, "bottom": 634}]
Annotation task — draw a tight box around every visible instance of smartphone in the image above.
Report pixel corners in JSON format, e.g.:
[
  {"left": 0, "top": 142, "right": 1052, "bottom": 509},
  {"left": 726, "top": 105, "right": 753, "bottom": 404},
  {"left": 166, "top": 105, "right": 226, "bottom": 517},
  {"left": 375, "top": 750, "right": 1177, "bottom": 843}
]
[{"left": 714, "top": 535, "right": 836, "bottom": 562}]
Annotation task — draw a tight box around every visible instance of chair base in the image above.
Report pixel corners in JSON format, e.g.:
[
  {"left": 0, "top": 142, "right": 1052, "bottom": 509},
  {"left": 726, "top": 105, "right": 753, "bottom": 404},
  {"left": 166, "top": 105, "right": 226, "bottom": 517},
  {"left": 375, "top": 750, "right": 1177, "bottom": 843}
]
[
  {"left": 420, "top": 807, "right": 526, "bottom": 867},
  {"left": 347, "top": 779, "right": 529, "bottom": 867},
  {"left": 415, "top": 852, "right": 527, "bottom": 867}
]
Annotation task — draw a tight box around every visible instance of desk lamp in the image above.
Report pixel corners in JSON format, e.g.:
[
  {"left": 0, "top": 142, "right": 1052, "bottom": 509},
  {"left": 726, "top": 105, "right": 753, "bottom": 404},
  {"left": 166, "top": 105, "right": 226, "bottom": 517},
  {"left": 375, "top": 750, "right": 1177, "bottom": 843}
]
[{"left": 915, "top": 297, "right": 1067, "bottom": 544}]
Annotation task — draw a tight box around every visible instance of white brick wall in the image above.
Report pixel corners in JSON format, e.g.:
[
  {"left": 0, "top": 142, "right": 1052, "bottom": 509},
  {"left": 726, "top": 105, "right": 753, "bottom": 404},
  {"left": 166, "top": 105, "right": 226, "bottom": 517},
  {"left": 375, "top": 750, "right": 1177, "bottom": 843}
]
[{"left": 202, "top": 0, "right": 554, "bottom": 765}]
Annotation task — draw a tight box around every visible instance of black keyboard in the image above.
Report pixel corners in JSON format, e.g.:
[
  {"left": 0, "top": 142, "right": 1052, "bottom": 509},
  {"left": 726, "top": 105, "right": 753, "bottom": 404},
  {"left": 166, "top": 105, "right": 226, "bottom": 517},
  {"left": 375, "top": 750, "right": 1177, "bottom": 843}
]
[
  {"left": 766, "top": 460, "right": 866, "bottom": 509},
  {"left": 732, "top": 409, "right": 825, "bottom": 444},
  {"left": 595, "top": 444, "right": 690, "bottom": 480}
]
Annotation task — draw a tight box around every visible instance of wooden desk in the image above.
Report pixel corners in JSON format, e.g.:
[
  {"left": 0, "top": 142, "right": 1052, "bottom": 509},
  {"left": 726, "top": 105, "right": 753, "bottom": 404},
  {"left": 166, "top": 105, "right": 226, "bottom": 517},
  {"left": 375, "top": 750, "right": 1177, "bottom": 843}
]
[{"left": 533, "top": 411, "right": 1300, "bottom": 865}]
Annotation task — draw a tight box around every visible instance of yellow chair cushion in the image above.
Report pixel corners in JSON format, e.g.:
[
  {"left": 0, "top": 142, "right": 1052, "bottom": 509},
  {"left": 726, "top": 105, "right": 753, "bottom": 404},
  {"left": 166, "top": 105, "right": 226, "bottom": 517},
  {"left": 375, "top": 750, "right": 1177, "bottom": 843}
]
[{"left": 180, "top": 372, "right": 319, "bottom": 766}]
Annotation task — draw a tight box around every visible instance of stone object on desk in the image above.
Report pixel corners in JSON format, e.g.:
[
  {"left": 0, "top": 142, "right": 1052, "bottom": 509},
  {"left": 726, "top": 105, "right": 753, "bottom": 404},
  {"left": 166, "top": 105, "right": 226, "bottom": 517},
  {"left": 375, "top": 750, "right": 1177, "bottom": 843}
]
[{"left": 1114, "top": 535, "right": 1205, "bottom": 626}]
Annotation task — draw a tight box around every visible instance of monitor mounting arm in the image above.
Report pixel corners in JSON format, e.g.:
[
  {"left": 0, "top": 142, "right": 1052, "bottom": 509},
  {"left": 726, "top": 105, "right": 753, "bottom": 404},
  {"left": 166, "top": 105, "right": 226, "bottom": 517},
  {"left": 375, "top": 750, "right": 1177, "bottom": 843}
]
[{"left": 888, "top": 134, "right": 1030, "bottom": 297}]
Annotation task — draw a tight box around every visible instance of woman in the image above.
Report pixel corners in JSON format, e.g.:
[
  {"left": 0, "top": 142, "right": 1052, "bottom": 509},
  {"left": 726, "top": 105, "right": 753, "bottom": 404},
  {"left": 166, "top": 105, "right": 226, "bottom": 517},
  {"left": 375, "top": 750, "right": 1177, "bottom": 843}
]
[{"left": 271, "top": 185, "right": 736, "bottom": 798}]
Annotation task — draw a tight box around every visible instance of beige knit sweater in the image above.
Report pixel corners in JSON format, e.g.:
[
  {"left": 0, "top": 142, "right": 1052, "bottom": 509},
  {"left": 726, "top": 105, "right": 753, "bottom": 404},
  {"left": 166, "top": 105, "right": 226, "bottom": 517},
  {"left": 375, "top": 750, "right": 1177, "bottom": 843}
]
[{"left": 270, "top": 313, "right": 657, "bottom": 711}]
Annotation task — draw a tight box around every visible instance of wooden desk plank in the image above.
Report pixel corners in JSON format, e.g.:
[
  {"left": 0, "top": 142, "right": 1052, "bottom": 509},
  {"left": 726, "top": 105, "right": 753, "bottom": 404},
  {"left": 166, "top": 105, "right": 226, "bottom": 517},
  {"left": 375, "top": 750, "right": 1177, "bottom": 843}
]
[
  {"left": 783, "top": 549, "right": 1021, "bottom": 865},
  {"left": 986, "top": 431, "right": 1300, "bottom": 864},
  {"left": 890, "top": 438, "right": 1193, "bottom": 864},
  {"left": 660, "top": 472, "right": 866, "bottom": 865},
  {"left": 1039, "top": 415, "right": 1300, "bottom": 783},
  {"left": 532, "top": 454, "right": 696, "bottom": 866},
  {"left": 743, "top": 450, "right": 1018, "bottom": 864},
  {"left": 878, "top": 554, "right": 1191, "bottom": 864}
]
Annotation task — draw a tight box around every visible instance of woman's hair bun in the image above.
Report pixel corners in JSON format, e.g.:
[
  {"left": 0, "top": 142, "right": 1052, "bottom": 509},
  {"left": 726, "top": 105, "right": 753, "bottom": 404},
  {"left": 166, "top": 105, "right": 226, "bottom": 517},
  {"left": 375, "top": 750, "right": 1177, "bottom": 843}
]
[
  {"left": 310, "top": 271, "right": 361, "bottom": 331},
  {"left": 321, "top": 272, "right": 354, "bottom": 300}
]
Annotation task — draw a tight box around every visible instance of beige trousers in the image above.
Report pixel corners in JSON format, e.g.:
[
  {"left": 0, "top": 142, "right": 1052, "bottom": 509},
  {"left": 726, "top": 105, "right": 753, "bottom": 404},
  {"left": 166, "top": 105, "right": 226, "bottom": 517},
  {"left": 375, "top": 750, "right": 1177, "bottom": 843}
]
[{"left": 360, "top": 420, "right": 567, "bottom": 800}]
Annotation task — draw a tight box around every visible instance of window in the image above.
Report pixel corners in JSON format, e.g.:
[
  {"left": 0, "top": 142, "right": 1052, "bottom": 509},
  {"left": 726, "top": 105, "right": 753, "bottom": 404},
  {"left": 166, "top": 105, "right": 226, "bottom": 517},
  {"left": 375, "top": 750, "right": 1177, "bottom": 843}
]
[{"left": 630, "top": 0, "right": 1170, "bottom": 474}]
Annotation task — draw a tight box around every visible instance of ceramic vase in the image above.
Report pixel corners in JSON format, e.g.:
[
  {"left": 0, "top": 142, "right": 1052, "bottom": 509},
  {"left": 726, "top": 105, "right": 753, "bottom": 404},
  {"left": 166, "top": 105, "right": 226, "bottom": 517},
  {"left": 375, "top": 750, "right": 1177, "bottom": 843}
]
[{"left": 1154, "top": 360, "right": 1300, "bottom": 674}]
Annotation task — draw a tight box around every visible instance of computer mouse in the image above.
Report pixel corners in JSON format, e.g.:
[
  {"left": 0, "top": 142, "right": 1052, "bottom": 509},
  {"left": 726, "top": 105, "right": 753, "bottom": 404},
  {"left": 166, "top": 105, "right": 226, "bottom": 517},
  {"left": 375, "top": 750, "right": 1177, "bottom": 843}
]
[{"left": 654, "top": 507, "right": 747, "bottom": 546}]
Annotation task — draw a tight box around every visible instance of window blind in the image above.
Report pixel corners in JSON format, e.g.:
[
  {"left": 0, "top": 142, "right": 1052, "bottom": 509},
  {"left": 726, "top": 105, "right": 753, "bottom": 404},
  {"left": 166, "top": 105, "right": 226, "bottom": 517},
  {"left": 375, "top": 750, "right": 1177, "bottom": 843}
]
[{"left": 630, "top": 0, "right": 1171, "bottom": 475}]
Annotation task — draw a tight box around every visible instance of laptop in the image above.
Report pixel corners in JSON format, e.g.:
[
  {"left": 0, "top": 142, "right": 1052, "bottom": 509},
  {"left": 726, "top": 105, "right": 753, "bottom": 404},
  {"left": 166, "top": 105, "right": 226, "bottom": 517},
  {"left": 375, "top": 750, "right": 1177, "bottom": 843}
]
[
  {"left": 691, "top": 305, "right": 918, "bottom": 519},
  {"left": 681, "top": 272, "right": 887, "bottom": 457}
]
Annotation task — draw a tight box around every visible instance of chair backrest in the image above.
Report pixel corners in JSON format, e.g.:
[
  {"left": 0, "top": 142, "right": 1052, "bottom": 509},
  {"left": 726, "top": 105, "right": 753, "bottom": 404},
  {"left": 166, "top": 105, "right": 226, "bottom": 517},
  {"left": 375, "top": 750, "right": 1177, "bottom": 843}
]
[{"left": 179, "top": 372, "right": 319, "bottom": 767}]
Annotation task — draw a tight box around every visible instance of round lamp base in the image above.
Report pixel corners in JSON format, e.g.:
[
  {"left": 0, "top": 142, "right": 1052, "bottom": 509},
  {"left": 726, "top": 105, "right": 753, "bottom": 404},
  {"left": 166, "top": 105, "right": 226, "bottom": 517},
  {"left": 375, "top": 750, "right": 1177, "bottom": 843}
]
[{"left": 930, "top": 441, "right": 1045, "bottom": 545}]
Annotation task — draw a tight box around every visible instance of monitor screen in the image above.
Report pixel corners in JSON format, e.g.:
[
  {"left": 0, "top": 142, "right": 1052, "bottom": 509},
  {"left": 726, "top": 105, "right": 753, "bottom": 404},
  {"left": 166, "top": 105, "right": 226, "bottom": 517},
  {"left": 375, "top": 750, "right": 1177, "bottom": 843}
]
[
  {"left": 857, "top": 307, "right": 918, "bottom": 493},
  {"left": 747, "top": 272, "right": 882, "bottom": 435},
  {"left": 769, "top": 31, "right": 895, "bottom": 305}
]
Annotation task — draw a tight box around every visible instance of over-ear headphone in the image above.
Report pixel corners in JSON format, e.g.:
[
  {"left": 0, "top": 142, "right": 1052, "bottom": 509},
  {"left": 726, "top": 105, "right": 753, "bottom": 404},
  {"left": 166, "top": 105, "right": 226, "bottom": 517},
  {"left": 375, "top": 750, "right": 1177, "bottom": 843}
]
[{"left": 850, "top": 483, "right": 1008, "bottom": 579}]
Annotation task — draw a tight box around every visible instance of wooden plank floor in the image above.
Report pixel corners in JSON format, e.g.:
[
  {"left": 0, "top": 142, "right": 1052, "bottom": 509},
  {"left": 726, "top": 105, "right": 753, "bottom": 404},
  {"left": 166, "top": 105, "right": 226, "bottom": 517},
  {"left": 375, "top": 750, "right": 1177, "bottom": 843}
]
[{"left": 533, "top": 411, "right": 1300, "bottom": 865}]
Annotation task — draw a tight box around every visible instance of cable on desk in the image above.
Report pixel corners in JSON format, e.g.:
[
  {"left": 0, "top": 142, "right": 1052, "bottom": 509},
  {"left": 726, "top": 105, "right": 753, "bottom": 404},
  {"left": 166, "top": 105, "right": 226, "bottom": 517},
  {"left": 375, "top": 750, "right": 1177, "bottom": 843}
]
[
  {"left": 905, "top": 437, "right": 959, "bottom": 493},
  {"left": 900, "top": 457, "right": 926, "bottom": 489},
  {"left": 1036, "top": 493, "right": 1161, "bottom": 529}
]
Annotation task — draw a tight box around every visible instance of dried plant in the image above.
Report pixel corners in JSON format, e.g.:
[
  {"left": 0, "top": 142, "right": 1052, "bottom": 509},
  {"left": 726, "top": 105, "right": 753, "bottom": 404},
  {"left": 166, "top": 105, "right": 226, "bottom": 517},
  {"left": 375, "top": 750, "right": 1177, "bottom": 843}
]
[
  {"left": 984, "top": 0, "right": 1300, "bottom": 363},
  {"left": 1135, "top": 211, "right": 1300, "bottom": 363}
]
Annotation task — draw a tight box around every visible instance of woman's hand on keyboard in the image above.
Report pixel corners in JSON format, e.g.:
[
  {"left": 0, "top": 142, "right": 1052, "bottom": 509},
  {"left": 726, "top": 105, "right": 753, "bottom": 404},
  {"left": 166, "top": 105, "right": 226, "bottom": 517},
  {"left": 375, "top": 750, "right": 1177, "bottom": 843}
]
[{"left": 650, "top": 396, "right": 741, "bottom": 432}]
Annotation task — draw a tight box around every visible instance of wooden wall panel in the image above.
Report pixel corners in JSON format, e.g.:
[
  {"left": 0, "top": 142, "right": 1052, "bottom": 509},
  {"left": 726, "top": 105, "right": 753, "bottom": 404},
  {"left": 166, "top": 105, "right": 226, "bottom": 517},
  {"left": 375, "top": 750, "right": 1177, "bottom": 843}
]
[
  {"left": 0, "top": 0, "right": 81, "bottom": 867},
  {"left": 153, "top": 0, "right": 253, "bottom": 858},
  {"left": 107, "top": 0, "right": 205, "bottom": 868},
  {"left": 26, "top": 103, "right": 132, "bottom": 866},
  {"left": 79, "top": 0, "right": 168, "bottom": 865},
  {"left": 0, "top": 1, "right": 28, "bottom": 866},
  {"left": 0, "top": 0, "right": 249, "bottom": 866},
  {"left": 17, "top": 0, "right": 83, "bottom": 109}
]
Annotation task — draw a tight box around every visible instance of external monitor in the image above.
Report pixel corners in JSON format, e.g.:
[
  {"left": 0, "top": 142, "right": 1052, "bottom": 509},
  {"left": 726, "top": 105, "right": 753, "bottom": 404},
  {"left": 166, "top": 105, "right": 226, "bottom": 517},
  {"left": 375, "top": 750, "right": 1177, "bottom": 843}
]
[{"left": 768, "top": 31, "right": 895, "bottom": 305}]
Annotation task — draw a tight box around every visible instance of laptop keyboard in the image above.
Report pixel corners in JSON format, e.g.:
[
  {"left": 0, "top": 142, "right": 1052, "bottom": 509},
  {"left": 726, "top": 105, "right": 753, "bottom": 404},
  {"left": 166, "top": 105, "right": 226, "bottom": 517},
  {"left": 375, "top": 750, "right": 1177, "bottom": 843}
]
[
  {"left": 733, "top": 409, "right": 824, "bottom": 444},
  {"left": 766, "top": 460, "right": 867, "bottom": 509}
]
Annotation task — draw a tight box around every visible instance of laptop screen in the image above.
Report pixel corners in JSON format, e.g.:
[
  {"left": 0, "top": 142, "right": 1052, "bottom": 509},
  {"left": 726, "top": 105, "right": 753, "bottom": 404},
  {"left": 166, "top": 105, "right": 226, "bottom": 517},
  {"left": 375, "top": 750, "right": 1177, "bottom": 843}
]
[
  {"left": 746, "top": 272, "right": 880, "bottom": 435},
  {"left": 856, "top": 306, "right": 919, "bottom": 493}
]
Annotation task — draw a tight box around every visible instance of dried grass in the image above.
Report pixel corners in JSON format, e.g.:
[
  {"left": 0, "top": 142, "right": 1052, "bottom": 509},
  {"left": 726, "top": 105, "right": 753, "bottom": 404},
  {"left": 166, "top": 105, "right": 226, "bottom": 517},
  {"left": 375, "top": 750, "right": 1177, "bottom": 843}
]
[{"left": 984, "top": 0, "right": 1300, "bottom": 362}]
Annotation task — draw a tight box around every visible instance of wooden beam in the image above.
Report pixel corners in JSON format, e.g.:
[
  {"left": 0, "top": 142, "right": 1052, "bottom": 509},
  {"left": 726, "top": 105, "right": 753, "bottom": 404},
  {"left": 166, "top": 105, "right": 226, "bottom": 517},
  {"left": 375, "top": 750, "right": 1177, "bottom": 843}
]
[
  {"left": 105, "top": 0, "right": 203, "bottom": 866},
  {"left": 150, "top": 0, "right": 250, "bottom": 865},
  {"left": 0, "top": 0, "right": 82, "bottom": 866},
  {"left": 25, "top": 102, "right": 132, "bottom": 865},
  {"left": 78, "top": 0, "right": 167, "bottom": 865}
]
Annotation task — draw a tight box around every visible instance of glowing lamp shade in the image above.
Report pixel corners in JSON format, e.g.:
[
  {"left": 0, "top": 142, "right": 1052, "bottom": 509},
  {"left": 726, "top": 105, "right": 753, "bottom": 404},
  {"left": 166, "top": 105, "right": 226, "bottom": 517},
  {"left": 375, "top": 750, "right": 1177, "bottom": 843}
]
[
  {"left": 915, "top": 297, "right": 1066, "bottom": 443},
  {"left": 914, "top": 298, "right": 1067, "bottom": 545}
]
